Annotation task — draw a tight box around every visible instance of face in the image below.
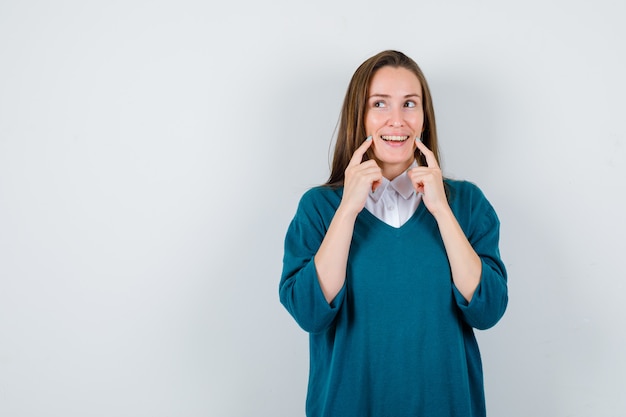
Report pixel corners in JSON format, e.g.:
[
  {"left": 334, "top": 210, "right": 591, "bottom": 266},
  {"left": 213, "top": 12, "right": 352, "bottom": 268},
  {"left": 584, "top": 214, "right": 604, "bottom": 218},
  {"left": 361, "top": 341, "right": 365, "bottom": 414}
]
[{"left": 365, "top": 66, "right": 424, "bottom": 180}]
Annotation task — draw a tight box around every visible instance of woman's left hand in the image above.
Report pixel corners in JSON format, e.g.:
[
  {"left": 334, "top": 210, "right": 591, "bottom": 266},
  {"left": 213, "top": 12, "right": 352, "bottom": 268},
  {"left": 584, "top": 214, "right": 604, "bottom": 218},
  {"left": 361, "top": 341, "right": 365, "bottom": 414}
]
[
  {"left": 408, "top": 138, "right": 482, "bottom": 302},
  {"left": 408, "top": 139, "right": 450, "bottom": 218}
]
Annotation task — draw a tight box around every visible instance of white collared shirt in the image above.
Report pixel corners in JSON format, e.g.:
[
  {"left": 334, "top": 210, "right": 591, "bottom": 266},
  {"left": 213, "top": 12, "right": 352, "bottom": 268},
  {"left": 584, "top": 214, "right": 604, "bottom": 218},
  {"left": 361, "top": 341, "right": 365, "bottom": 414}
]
[{"left": 364, "top": 160, "right": 422, "bottom": 228}]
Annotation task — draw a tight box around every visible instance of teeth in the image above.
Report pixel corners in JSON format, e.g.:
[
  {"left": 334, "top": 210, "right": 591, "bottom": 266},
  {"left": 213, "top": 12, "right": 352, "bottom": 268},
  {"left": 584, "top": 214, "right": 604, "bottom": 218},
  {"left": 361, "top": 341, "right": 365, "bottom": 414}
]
[{"left": 381, "top": 135, "right": 409, "bottom": 142}]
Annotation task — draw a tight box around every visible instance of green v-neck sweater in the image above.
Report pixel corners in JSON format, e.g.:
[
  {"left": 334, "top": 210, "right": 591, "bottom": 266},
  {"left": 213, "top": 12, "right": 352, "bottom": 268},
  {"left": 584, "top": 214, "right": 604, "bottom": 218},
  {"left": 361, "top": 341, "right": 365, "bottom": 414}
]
[{"left": 280, "top": 179, "right": 508, "bottom": 417}]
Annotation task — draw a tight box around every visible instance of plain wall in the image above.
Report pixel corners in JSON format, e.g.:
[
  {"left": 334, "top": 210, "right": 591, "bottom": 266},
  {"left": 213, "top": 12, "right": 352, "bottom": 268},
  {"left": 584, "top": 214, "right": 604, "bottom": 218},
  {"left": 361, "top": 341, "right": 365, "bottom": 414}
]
[{"left": 1, "top": 1, "right": 625, "bottom": 416}]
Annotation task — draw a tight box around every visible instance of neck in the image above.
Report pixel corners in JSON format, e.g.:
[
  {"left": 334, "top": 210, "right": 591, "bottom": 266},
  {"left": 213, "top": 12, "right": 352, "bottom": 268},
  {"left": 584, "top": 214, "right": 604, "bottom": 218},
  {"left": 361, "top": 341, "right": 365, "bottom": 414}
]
[{"left": 380, "top": 160, "right": 414, "bottom": 181}]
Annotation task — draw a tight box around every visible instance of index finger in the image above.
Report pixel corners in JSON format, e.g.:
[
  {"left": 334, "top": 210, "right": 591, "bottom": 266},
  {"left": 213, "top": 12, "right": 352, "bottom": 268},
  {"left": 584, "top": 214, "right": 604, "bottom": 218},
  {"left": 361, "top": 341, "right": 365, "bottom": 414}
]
[
  {"left": 348, "top": 136, "right": 373, "bottom": 167},
  {"left": 415, "top": 139, "right": 439, "bottom": 168}
]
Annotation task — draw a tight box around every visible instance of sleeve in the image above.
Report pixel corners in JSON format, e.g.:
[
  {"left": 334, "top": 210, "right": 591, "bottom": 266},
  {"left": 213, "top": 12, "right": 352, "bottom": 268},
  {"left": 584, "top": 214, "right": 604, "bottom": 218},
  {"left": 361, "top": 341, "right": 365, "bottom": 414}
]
[
  {"left": 452, "top": 186, "right": 508, "bottom": 330},
  {"left": 278, "top": 191, "right": 346, "bottom": 334}
]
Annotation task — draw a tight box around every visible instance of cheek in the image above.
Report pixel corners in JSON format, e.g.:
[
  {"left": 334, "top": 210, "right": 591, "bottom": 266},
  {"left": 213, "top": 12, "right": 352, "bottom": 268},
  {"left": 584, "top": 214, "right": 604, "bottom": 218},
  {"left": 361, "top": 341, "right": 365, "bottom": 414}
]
[
  {"left": 410, "top": 112, "right": 425, "bottom": 129},
  {"left": 365, "top": 113, "right": 385, "bottom": 131}
]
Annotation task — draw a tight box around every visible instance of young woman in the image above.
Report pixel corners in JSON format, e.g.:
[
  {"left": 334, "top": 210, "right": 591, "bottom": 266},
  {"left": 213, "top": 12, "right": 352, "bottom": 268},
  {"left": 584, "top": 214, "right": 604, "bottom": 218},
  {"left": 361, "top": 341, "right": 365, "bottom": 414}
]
[{"left": 279, "top": 50, "right": 508, "bottom": 417}]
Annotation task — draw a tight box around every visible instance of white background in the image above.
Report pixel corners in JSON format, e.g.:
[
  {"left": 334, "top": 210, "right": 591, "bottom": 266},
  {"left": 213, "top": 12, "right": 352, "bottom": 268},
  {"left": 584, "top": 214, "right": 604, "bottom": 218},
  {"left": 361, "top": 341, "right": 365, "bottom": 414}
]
[{"left": 1, "top": 1, "right": 625, "bottom": 416}]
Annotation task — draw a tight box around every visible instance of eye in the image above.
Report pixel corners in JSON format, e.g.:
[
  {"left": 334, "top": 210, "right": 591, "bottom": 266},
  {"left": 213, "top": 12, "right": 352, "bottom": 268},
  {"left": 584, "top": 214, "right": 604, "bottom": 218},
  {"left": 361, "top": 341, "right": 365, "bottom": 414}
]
[
  {"left": 372, "top": 100, "right": 386, "bottom": 108},
  {"left": 404, "top": 100, "right": 417, "bottom": 108}
]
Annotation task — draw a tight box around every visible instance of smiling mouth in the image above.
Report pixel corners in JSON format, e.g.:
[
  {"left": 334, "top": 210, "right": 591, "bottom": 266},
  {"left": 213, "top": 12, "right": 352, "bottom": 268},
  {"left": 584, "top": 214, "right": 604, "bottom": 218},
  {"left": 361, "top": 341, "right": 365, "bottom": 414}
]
[{"left": 381, "top": 135, "right": 409, "bottom": 142}]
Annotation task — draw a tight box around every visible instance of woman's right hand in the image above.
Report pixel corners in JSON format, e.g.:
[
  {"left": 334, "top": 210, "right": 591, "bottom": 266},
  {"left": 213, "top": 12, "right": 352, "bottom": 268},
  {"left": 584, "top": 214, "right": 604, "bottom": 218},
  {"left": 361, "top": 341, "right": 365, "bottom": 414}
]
[
  {"left": 339, "top": 137, "right": 382, "bottom": 216},
  {"left": 314, "top": 137, "right": 382, "bottom": 304}
]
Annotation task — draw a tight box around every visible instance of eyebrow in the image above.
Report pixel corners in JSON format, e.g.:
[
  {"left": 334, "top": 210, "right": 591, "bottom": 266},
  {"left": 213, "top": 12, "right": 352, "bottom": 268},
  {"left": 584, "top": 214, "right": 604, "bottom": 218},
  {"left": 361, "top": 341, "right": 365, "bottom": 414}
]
[{"left": 368, "top": 93, "right": 422, "bottom": 99}]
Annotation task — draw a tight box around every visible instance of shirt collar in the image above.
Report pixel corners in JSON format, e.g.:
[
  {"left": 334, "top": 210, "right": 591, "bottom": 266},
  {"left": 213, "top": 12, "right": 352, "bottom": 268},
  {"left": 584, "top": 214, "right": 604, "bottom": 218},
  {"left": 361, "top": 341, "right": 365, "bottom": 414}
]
[
  {"left": 390, "top": 160, "right": 418, "bottom": 200},
  {"left": 369, "top": 160, "right": 418, "bottom": 201},
  {"left": 369, "top": 177, "right": 390, "bottom": 203}
]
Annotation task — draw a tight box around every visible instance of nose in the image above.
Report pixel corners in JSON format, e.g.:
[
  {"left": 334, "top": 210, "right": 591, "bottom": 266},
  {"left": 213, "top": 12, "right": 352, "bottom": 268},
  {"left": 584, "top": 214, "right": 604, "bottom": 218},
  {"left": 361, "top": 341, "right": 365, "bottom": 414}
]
[{"left": 389, "top": 107, "right": 404, "bottom": 127}]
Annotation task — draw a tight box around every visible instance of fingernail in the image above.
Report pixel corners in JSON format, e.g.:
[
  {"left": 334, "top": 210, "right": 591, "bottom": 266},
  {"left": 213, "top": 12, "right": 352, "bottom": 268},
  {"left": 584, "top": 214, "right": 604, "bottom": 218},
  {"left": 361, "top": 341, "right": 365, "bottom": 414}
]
[
  {"left": 415, "top": 136, "right": 422, "bottom": 143},
  {"left": 365, "top": 135, "right": 372, "bottom": 142}
]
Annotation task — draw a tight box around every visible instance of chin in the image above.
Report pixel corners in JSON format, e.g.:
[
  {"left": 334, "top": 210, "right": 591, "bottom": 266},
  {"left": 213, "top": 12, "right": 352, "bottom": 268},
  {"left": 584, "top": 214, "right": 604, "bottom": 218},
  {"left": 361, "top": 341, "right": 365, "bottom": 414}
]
[{"left": 374, "top": 151, "right": 415, "bottom": 165}]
